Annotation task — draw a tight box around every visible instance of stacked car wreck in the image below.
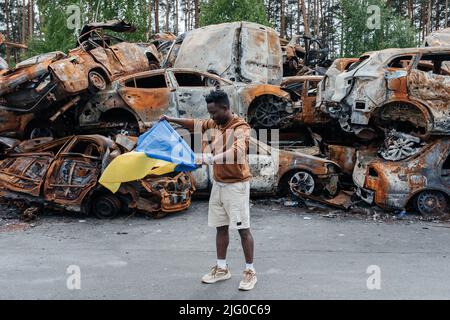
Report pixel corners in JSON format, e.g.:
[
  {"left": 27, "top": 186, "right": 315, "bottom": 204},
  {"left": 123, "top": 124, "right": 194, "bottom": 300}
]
[{"left": 0, "top": 20, "right": 448, "bottom": 218}]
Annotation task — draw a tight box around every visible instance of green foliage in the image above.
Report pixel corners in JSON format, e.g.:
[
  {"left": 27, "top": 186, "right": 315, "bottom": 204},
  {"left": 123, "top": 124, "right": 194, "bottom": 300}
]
[
  {"left": 200, "top": 0, "right": 271, "bottom": 27},
  {"left": 26, "top": 0, "right": 150, "bottom": 58},
  {"left": 339, "top": 0, "right": 418, "bottom": 57}
]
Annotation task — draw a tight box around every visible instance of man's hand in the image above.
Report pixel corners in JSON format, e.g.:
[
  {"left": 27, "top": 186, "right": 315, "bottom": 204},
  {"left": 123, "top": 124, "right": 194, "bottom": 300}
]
[
  {"left": 195, "top": 154, "right": 213, "bottom": 166},
  {"left": 159, "top": 115, "right": 172, "bottom": 122}
]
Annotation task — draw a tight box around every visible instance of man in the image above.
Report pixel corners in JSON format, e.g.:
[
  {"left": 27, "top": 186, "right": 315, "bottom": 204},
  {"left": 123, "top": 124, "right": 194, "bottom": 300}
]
[{"left": 160, "top": 89, "right": 257, "bottom": 291}]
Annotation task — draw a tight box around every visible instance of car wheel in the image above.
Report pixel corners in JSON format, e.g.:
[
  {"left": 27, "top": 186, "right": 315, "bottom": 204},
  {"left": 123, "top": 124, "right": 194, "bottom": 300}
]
[
  {"left": 289, "top": 171, "right": 316, "bottom": 196},
  {"left": 415, "top": 191, "right": 448, "bottom": 216},
  {"left": 29, "top": 126, "right": 54, "bottom": 139},
  {"left": 251, "top": 95, "right": 288, "bottom": 129},
  {"left": 91, "top": 194, "right": 121, "bottom": 219},
  {"left": 88, "top": 71, "right": 107, "bottom": 93}
]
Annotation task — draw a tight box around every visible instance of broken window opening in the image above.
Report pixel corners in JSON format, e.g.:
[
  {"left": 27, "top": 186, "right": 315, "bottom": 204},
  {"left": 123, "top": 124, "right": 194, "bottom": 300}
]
[
  {"left": 174, "top": 72, "right": 204, "bottom": 87},
  {"left": 417, "top": 53, "right": 450, "bottom": 76},
  {"left": 347, "top": 55, "right": 369, "bottom": 72},
  {"left": 67, "top": 141, "right": 101, "bottom": 157},
  {"left": 443, "top": 153, "right": 450, "bottom": 170},
  {"left": 307, "top": 81, "right": 319, "bottom": 97},
  {"left": 126, "top": 74, "right": 167, "bottom": 89},
  {"left": 387, "top": 55, "right": 414, "bottom": 69}
]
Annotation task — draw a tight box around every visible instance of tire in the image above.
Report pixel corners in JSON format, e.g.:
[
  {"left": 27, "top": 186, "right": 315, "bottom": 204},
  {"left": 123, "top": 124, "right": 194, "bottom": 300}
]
[
  {"left": 28, "top": 124, "right": 54, "bottom": 139},
  {"left": 88, "top": 70, "right": 107, "bottom": 93},
  {"left": 415, "top": 191, "right": 448, "bottom": 216},
  {"left": 279, "top": 170, "right": 316, "bottom": 197},
  {"left": 249, "top": 95, "right": 289, "bottom": 129},
  {"left": 91, "top": 194, "right": 121, "bottom": 219}
]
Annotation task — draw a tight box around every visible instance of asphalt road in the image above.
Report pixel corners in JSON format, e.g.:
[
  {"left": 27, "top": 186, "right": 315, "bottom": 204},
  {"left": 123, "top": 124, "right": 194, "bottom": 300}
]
[{"left": 1, "top": 199, "right": 450, "bottom": 300}]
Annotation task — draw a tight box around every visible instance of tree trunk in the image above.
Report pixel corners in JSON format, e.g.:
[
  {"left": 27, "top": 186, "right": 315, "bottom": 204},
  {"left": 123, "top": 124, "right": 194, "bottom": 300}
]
[
  {"left": 280, "top": 0, "right": 285, "bottom": 38},
  {"left": 446, "top": 0, "right": 449, "bottom": 28},
  {"left": 426, "top": 0, "right": 431, "bottom": 35},
  {"left": 29, "top": 0, "right": 34, "bottom": 39},
  {"left": 300, "top": 0, "right": 309, "bottom": 36},
  {"left": 5, "top": 0, "right": 11, "bottom": 65},
  {"left": 174, "top": 0, "right": 178, "bottom": 34},
  {"left": 165, "top": 0, "right": 170, "bottom": 32},
  {"left": 155, "top": 0, "right": 160, "bottom": 33},
  {"left": 149, "top": 0, "right": 152, "bottom": 34},
  {"left": 194, "top": 0, "right": 199, "bottom": 28},
  {"left": 407, "top": 0, "right": 413, "bottom": 22},
  {"left": 435, "top": 0, "right": 440, "bottom": 31}
]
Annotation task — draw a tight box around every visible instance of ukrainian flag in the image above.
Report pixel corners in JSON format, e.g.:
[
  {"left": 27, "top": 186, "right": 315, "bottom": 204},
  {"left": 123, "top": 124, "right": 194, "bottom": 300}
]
[{"left": 99, "top": 120, "right": 197, "bottom": 193}]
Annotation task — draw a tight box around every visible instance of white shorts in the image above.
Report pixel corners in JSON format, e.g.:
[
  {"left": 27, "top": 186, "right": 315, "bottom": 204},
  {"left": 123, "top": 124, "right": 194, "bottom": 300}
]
[{"left": 208, "top": 180, "right": 251, "bottom": 230}]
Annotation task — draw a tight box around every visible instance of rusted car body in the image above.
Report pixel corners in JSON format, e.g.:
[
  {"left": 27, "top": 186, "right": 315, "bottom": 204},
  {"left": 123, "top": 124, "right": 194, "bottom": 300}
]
[
  {"left": 316, "top": 57, "right": 359, "bottom": 111},
  {"left": 0, "top": 135, "right": 195, "bottom": 218},
  {"left": 326, "top": 47, "right": 450, "bottom": 139},
  {"left": 281, "top": 75, "right": 331, "bottom": 126},
  {"left": 80, "top": 68, "right": 302, "bottom": 134},
  {"left": 353, "top": 138, "right": 449, "bottom": 215},
  {"left": 165, "top": 22, "right": 283, "bottom": 85},
  {"left": 424, "top": 28, "right": 450, "bottom": 46},
  {"left": 192, "top": 137, "right": 343, "bottom": 205},
  {"left": 281, "top": 35, "right": 331, "bottom": 76},
  {"left": 0, "top": 20, "right": 161, "bottom": 139}
]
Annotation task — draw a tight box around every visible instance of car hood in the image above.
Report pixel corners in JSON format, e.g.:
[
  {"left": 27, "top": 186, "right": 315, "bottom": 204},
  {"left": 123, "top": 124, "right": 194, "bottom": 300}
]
[{"left": 78, "top": 20, "right": 136, "bottom": 43}]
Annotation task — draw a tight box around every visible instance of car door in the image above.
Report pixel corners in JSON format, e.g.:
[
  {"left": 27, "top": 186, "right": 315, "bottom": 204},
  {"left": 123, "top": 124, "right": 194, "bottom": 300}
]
[
  {"left": 118, "top": 71, "right": 177, "bottom": 123},
  {"left": 248, "top": 139, "right": 277, "bottom": 193},
  {"left": 0, "top": 139, "right": 69, "bottom": 197},
  {"left": 43, "top": 137, "right": 103, "bottom": 207},
  {"left": 0, "top": 153, "right": 54, "bottom": 197},
  {"left": 385, "top": 54, "right": 417, "bottom": 99},
  {"left": 168, "top": 70, "right": 238, "bottom": 119}
]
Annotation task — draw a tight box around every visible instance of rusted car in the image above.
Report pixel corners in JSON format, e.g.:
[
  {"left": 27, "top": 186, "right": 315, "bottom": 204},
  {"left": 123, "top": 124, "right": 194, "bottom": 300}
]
[
  {"left": 353, "top": 138, "right": 449, "bottom": 215},
  {"left": 0, "top": 135, "right": 195, "bottom": 219},
  {"left": 192, "top": 137, "right": 344, "bottom": 206},
  {"left": 0, "top": 20, "right": 161, "bottom": 139},
  {"left": 281, "top": 35, "right": 331, "bottom": 76},
  {"left": 164, "top": 21, "right": 283, "bottom": 85},
  {"left": 424, "top": 28, "right": 450, "bottom": 46},
  {"left": 327, "top": 47, "right": 450, "bottom": 140},
  {"left": 80, "top": 68, "right": 302, "bottom": 134},
  {"left": 281, "top": 75, "right": 331, "bottom": 127}
]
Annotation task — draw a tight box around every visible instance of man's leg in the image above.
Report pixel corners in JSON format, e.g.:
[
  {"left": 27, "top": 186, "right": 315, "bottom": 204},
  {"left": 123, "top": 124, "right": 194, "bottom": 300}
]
[
  {"left": 238, "top": 228, "right": 253, "bottom": 264},
  {"left": 216, "top": 226, "right": 229, "bottom": 260}
]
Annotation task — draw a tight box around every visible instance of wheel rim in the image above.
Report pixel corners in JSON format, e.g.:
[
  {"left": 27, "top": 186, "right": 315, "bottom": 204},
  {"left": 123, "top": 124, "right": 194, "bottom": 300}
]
[
  {"left": 254, "top": 97, "right": 286, "bottom": 128},
  {"left": 94, "top": 196, "right": 119, "bottom": 218},
  {"left": 30, "top": 127, "right": 53, "bottom": 139},
  {"left": 89, "top": 71, "right": 107, "bottom": 90},
  {"left": 289, "top": 171, "right": 315, "bottom": 195},
  {"left": 417, "top": 191, "right": 447, "bottom": 215}
]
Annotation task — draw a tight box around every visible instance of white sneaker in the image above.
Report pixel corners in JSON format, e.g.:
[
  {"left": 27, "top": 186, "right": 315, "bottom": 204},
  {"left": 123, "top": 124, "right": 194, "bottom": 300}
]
[
  {"left": 238, "top": 269, "right": 257, "bottom": 290},
  {"left": 201, "top": 265, "right": 231, "bottom": 284}
]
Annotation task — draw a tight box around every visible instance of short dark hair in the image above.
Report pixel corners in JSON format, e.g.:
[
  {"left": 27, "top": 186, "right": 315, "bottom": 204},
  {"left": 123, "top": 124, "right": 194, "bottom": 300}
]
[{"left": 205, "top": 89, "right": 230, "bottom": 109}]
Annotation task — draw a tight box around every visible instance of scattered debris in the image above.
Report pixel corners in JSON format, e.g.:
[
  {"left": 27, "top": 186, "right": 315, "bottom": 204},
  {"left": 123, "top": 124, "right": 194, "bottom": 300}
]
[{"left": 21, "top": 207, "right": 39, "bottom": 222}]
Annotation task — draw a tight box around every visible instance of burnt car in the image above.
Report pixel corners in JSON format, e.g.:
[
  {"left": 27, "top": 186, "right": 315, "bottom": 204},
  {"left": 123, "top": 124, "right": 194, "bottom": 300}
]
[
  {"left": 424, "top": 28, "right": 450, "bottom": 47},
  {"left": 192, "top": 137, "right": 349, "bottom": 208},
  {"left": 164, "top": 21, "right": 283, "bottom": 85},
  {"left": 281, "top": 75, "right": 331, "bottom": 127},
  {"left": 353, "top": 138, "right": 449, "bottom": 216},
  {"left": 79, "top": 68, "right": 302, "bottom": 134},
  {"left": 281, "top": 35, "right": 331, "bottom": 77},
  {"left": 326, "top": 47, "right": 450, "bottom": 140},
  {"left": 0, "top": 20, "right": 161, "bottom": 139},
  {"left": 0, "top": 135, "right": 195, "bottom": 219}
]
